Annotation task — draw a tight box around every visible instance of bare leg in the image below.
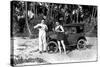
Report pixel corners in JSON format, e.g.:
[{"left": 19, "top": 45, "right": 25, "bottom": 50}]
[
  {"left": 57, "top": 41, "right": 61, "bottom": 53},
  {"left": 61, "top": 40, "right": 66, "bottom": 53}
]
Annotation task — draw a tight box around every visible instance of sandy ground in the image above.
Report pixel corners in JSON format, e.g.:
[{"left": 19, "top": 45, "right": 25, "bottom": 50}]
[{"left": 12, "top": 37, "right": 98, "bottom": 66}]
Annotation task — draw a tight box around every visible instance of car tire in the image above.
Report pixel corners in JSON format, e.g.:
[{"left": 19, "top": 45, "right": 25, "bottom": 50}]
[
  {"left": 47, "top": 41, "right": 58, "bottom": 54},
  {"left": 77, "top": 39, "right": 87, "bottom": 50}
]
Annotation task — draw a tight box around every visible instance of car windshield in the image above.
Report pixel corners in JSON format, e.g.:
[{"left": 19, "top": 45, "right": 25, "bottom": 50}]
[{"left": 64, "top": 26, "right": 84, "bottom": 34}]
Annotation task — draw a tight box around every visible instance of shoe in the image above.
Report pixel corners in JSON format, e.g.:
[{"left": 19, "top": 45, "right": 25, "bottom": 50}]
[
  {"left": 59, "top": 51, "right": 62, "bottom": 54},
  {"left": 39, "top": 51, "right": 42, "bottom": 54},
  {"left": 43, "top": 51, "right": 47, "bottom": 53},
  {"left": 63, "top": 50, "right": 66, "bottom": 54}
]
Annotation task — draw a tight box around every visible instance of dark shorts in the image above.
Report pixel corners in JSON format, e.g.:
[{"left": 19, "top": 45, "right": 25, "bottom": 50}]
[{"left": 57, "top": 32, "right": 64, "bottom": 40}]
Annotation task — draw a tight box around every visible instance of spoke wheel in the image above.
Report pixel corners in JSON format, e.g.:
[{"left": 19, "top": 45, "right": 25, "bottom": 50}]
[
  {"left": 77, "top": 39, "right": 87, "bottom": 50},
  {"left": 47, "top": 41, "right": 58, "bottom": 54}
]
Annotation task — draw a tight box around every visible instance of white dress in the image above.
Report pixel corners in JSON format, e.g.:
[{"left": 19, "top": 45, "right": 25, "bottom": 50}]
[{"left": 34, "top": 23, "right": 48, "bottom": 51}]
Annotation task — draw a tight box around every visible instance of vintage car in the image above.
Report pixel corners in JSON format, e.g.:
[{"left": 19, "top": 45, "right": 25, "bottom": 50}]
[{"left": 46, "top": 23, "right": 87, "bottom": 53}]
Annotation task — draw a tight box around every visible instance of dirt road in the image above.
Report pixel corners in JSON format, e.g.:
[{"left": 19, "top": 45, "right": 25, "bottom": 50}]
[{"left": 12, "top": 37, "right": 97, "bottom": 66}]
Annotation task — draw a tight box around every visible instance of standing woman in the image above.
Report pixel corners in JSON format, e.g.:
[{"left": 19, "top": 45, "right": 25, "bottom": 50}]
[
  {"left": 34, "top": 20, "right": 48, "bottom": 53},
  {"left": 55, "top": 22, "right": 66, "bottom": 54}
]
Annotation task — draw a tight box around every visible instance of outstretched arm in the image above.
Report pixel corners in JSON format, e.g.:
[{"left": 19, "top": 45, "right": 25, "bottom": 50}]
[{"left": 34, "top": 24, "right": 39, "bottom": 29}]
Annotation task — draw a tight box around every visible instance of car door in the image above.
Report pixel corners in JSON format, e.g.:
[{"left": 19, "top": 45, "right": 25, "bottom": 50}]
[{"left": 67, "top": 27, "right": 80, "bottom": 45}]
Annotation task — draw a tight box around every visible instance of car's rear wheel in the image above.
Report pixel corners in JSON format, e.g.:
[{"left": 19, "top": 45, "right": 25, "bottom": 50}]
[
  {"left": 77, "top": 39, "right": 87, "bottom": 50},
  {"left": 47, "top": 41, "right": 58, "bottom": 53}
]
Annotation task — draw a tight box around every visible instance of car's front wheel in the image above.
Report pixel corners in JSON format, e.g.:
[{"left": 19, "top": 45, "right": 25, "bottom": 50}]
[
  {"left": 77, "top": 39, "right": 87, "bottom": 50},
  {"left": 47, "top": 41, "right": 58, "bottom": 53}
]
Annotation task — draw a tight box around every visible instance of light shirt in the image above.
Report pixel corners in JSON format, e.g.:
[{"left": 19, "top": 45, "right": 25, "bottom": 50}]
[{"left": 34, "top": 23, "right": 48, "bottom": 33}]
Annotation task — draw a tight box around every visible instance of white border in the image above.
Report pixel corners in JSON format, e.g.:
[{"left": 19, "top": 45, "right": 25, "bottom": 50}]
[{"left": 0, "top": 0, "right": 100, "bottom": 67}]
